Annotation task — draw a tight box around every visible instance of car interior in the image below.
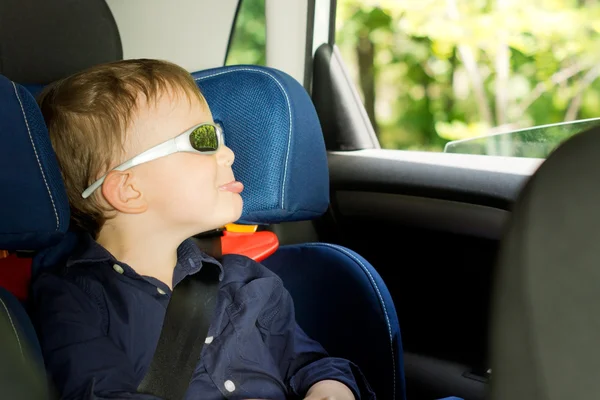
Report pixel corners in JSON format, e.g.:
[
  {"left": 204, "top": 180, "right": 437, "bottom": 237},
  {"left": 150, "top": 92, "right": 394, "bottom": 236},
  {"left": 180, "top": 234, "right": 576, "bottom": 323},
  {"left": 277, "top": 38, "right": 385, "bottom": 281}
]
[{"left": 0, "top": 0, "right": 590, "bottom": 400}]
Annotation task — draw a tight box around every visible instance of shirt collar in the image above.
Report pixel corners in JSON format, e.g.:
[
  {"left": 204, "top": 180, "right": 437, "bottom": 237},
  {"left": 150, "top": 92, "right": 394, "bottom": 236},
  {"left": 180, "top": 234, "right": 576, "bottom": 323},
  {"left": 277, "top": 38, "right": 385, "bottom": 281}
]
[
  {"left": 173, "top": 238, "right": 224, "bottom": 285},
  {"left": 66, "top": 233, "right": 224, "bottom": 285}
]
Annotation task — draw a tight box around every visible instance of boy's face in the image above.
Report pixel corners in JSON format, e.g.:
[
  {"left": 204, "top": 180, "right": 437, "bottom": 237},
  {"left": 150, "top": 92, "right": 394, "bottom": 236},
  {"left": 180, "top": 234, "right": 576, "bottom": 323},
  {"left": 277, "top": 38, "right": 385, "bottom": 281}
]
[{"left": 123, "top": 87, "right": 243, "bottom": 235}]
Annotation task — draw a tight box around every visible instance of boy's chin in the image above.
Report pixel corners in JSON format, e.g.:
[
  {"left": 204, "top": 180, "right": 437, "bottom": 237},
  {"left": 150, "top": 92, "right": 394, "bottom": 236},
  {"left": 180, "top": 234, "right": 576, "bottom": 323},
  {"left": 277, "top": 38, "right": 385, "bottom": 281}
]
[
  {"left": 229, "top": 202, "right": 244, "bottom": 224},
  {"left": 188, "top": 205, "right": 244, "bottom": 236},
  {"left": 203, "top": 216, "right": 244, "bottom": 234}
]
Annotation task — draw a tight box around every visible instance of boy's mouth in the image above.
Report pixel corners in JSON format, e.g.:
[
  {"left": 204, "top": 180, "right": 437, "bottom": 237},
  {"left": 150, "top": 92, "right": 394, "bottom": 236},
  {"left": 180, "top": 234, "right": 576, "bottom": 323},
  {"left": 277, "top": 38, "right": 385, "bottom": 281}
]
[{"left": 219, "top": 180, "right": 244, "bottom": 194}]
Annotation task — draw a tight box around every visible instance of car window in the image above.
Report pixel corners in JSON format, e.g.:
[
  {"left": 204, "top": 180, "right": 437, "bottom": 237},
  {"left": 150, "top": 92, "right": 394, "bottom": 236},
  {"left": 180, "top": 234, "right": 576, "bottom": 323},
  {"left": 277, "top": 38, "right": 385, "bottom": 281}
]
[
  {"left": 335, "top": 0, "right": 600, "bottom": 157},
  {"left": 226, "top": 0, "right": 266, "bottom": 66}
]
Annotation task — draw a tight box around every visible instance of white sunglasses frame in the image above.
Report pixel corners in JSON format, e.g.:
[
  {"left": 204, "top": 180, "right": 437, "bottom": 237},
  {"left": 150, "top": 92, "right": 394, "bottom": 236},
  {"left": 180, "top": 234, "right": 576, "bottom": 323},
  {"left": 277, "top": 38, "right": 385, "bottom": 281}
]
[{"left": 81, "top": 122, "right": 224, "bottom": 199}]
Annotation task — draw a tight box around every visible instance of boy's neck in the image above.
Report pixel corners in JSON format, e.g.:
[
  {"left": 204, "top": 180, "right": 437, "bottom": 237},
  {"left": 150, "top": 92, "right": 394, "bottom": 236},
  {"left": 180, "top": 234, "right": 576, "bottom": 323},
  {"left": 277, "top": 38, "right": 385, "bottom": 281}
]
[{"left": 96, "top": 223, "right": 182, "bottom": 290}]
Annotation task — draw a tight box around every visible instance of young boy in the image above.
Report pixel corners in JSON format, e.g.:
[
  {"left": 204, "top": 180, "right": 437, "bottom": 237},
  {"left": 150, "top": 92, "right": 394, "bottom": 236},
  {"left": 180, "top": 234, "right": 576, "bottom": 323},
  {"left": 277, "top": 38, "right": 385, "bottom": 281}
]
[{"left": 31, "top": 59, "right": 374, "bottom": 400}]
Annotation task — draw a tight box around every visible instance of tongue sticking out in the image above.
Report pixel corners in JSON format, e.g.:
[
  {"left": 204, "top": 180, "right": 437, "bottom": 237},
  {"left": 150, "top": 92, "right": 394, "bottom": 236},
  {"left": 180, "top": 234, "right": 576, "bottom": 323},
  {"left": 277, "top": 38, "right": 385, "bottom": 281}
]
[{"left": 219, "top": 181, "right": 244, "bottom": 193}]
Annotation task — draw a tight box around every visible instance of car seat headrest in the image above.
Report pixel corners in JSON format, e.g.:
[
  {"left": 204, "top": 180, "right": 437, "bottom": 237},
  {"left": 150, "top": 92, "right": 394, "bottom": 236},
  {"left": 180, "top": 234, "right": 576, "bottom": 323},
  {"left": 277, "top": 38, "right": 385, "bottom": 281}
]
[
  {"left": 193, "top": 66, "right": 330, "bottom": 224},
  {"left": 0, "top": 0, "right": 122, "bottom": 85},
  {"left": 0, "top": 75, "right": 69, "bottom": 250}
]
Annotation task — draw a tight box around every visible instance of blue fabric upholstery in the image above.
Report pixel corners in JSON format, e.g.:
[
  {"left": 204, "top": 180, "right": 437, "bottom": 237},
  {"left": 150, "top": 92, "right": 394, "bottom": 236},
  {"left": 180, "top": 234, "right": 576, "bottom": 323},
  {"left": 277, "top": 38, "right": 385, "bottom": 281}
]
[
  {"left": 0, "top": 75, "right": 69, "bottom": 251},
  {"left": 192, "top": 66, "right": 329, "bottom": 225},
  {"left": 0, "top": 74, "right": 68, "bottom": 387},
  {"left": 263, "top": 244, "right": 406, "bottom": 400},
  {"left": 21, "top": 84, "right": 45, "bottom": 99}
]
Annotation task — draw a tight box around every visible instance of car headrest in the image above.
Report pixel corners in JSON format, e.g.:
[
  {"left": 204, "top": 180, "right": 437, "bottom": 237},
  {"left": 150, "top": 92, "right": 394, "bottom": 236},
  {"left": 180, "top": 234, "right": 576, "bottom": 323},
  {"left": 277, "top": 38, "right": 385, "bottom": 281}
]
[
  {"left": 490, "top": 126, "right": 600, "bottom": 400},
  {"left": 0, "top": 0, "right": 122, "bottom": 86},
  {"left": 193, "top": 66, "right": 330, "bottom": 224},
  {"left": 0, "top": 75, "right": 70, "bottom": 251}
]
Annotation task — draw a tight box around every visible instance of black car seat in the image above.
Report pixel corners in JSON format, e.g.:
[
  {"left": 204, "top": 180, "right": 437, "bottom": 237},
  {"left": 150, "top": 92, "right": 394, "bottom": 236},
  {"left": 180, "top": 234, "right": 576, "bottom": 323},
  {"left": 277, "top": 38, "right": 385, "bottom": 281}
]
[{"left": 490, "top": 125, "right": 600, "bottom": 400}]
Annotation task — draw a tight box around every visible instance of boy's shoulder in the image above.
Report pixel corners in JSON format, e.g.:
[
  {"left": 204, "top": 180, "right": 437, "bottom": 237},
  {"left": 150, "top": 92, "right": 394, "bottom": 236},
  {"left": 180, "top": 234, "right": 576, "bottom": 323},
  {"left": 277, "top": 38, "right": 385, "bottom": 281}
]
[
  {"left": 219, "top": 252, "right": 281, "bottom": 285},
  {"left": 30, "top": 234, "right": 286, "bottom": 304},
  {"left": 218, "top": 253, "right": 291, "bottom": 326},
  {"left": 32, "top": 234, "right": 282, "bottom": 286}
]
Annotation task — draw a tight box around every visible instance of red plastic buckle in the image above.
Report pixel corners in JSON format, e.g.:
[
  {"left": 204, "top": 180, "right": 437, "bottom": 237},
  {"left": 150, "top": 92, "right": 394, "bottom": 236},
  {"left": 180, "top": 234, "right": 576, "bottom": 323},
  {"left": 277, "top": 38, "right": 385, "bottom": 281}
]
[
  {"left": 220, "top": 224, "right": 279, "bottom": 262},
  {"left": 0, "top": 253, "right": 32, "bottom": 302}
]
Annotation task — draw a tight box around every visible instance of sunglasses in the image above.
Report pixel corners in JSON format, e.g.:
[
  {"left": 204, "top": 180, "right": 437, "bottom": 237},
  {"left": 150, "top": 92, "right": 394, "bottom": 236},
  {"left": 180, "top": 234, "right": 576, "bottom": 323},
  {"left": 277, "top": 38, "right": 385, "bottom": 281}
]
[{"left": 81, "top": 122, "right": 224, "bottom": 199}]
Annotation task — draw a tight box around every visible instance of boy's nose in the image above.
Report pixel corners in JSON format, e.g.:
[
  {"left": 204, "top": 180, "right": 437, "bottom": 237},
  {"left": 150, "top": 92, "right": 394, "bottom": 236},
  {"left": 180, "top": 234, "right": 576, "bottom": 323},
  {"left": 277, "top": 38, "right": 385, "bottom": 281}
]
[{"left": 216, "top": 145, "right": 235, "bottom": 167}]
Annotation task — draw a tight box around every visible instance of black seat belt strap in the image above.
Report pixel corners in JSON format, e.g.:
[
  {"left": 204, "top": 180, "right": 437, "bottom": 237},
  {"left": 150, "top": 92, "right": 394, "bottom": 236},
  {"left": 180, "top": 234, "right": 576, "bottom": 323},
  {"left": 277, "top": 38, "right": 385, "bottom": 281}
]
[{"left": 137, "top": 262, "right": 221, "bottom": 400}]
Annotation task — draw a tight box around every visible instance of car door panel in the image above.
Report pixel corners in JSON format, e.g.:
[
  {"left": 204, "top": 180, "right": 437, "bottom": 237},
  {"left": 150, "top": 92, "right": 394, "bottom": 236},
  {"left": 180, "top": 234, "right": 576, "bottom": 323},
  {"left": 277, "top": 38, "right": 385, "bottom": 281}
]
[{"left": 314, "top": 150, "right": 540, "bottom": 400}]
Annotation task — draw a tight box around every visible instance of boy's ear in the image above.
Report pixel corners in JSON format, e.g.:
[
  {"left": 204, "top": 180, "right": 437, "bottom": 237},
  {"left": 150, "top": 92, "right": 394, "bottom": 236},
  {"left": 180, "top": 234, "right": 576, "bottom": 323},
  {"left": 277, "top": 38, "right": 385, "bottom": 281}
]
[{"left": 101, "top": 170, "right": 148, "bottom": 214}]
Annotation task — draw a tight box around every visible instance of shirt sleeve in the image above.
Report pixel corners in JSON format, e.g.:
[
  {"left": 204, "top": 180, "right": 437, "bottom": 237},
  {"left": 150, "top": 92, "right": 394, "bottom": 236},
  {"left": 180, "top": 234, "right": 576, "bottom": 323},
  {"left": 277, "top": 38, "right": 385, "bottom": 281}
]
[
  {"left": 260, "top": 278, "right": 376, "bottom": 399},
  {"left": 31, "top": 272, "right": 162, "bottom": 400}
]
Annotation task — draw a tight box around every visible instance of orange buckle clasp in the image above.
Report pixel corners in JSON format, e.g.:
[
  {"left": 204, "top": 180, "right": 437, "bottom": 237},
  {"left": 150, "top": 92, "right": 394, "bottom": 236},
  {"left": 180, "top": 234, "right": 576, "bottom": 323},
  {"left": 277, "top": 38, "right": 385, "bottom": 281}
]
[{"left": 220, "top": 224, "right": 279, "bottom": 262}]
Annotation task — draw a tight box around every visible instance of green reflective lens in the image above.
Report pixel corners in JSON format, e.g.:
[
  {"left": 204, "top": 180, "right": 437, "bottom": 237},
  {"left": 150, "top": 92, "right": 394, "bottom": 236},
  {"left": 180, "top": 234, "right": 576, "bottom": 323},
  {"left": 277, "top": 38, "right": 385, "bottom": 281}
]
[{"left": 189, "top": 124, "right": 218, "bottom": 152}]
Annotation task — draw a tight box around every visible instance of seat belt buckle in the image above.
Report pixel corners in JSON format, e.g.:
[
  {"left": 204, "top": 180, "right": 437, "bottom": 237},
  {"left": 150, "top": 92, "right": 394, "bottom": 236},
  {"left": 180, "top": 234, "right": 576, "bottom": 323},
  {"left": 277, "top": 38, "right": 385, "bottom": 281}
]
[{"left": 221, "top": 224, "right": 279, "bottom": 262}]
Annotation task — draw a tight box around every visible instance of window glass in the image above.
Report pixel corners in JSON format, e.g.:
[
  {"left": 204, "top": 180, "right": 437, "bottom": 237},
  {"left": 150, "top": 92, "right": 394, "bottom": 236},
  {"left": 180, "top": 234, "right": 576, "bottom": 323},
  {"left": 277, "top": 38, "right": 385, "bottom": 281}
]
[
  {"left": 335, "top": 0, "right": 600, "bottom": 156},
  {"left": 226, "top": 0, "right": 266, "bottom": 66}
]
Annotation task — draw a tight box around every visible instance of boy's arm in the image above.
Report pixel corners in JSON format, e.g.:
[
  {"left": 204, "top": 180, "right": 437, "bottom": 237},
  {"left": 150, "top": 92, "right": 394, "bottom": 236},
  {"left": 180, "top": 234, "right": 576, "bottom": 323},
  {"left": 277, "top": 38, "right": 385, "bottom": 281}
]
[
  {"left": 262, "top": 280, "right": 375, "bottom": 400},
  {"left": 31, "top": 272, "right": 161, "bottom": 400}
]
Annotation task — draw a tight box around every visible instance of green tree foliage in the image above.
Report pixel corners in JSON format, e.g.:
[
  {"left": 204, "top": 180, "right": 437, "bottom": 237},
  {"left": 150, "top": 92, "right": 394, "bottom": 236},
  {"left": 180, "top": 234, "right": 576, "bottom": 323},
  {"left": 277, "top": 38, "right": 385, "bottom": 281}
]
[
  {"left": 227, "top": 0, "right": 266, "bottom": 66},
  {"left": 337, "top": 0, "right": 600, "bottom": 150}
]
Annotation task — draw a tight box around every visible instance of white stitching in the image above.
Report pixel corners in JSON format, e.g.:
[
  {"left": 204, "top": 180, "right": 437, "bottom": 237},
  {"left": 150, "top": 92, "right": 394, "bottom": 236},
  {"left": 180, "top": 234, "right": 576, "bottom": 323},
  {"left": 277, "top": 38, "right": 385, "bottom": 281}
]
[
  {"left": 194, "top": 68, "right": 293, "bottom": 209},
  {"left": 305, "top": 243, "right": 397, "bottom": 399},
  {"left": 0, "top": 297, "right": 24, "bottom": 359},
  {"left": 12, "top": 82, "right": 60, "bottom": 231}
]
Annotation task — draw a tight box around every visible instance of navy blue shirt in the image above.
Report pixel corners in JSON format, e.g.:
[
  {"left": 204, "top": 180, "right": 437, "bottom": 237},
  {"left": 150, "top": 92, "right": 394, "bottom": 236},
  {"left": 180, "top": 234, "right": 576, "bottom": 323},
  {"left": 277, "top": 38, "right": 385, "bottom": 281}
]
[{"left": 31, "top": 234, "right": 373, "bottom": 399}]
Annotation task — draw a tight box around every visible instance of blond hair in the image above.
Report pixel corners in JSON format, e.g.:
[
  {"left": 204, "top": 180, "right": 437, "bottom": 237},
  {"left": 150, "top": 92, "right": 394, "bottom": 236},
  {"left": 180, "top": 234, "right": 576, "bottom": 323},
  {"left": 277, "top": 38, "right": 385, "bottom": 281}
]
[{"left": 38, "top": 59, "right": 206, "bottom": 237}]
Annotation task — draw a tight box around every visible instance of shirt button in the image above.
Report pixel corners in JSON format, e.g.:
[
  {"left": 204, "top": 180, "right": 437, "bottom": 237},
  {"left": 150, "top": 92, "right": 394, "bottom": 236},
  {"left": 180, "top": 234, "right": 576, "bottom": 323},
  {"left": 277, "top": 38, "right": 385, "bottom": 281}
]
[
  {"left": 205, "top": 336, "right": 214, "bottom": 344},
  {"left": 224, "top": 380, "right": 235, "bottom": 393},
  {"left": 156, "top": 287, "right": 166, "bottom": 295},
  {"left": 112, "top": 264, "right": 124, "bottom": 274}
]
